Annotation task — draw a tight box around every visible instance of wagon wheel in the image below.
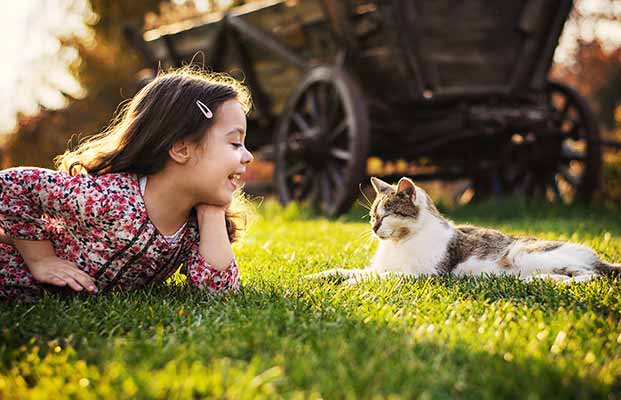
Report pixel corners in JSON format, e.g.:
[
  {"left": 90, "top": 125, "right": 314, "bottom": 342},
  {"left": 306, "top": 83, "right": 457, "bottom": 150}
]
[
  {"left": 542, "top": 80, "right": 602, "bottom": 202},
  {"left": 466, "top": 81, "right": 602, "bottom": 204},
  {"left": 274, "top": 66, "right": 370, "bottom": 217}
]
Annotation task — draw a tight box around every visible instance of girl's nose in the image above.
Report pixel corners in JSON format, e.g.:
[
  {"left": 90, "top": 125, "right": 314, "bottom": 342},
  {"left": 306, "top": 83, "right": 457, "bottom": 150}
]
[{"left": 242, "top": 148, "right": 254, "bottom": 164}]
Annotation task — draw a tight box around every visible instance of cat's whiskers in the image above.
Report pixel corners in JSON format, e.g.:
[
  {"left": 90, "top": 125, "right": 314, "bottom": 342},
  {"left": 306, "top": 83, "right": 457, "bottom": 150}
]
[
  {"left": 358, "top": 230, "right": 377, "bottom": 248},
  {"left": 358, "top": 184, "right": 373, "bottom": 208},
  {"left": 359, "top": 230, "right": 373, "bottom": 239},
  {"left": 356, "top": 199, "right": 371, "bottom": 212}
]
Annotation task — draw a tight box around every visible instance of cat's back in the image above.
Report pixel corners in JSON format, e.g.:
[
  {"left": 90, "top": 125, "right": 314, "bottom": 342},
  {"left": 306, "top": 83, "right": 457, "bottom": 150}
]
[
  {"left": 455, "top": 224, "right": 513, "bottom": 242},
  {"left": 451, "top": 224, "right": 516, "bottom": 259}
]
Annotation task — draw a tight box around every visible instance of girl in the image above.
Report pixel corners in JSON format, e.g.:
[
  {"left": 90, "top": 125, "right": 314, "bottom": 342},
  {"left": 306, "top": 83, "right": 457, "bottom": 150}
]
[{"left": 0, "top": 68, "right": 254, "bottom": 301}]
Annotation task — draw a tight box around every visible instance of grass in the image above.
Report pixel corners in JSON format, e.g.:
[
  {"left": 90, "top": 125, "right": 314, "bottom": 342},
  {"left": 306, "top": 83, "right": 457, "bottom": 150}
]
[{"left": 1, "top": 199, "right": 620, "bottom": 399}]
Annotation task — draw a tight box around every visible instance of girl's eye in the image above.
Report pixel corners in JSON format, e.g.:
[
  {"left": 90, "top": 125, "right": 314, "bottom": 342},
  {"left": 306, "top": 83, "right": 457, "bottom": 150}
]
[{"left": 231, "top": 143, "right": 243, "bottom": 148}]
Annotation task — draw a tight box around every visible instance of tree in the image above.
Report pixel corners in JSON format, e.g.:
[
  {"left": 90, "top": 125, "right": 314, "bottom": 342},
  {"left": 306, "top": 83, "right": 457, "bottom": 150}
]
[
  {"left": 551, "top": 0, "right": 621, "bottom": 131},
  {"left": 1, "top": 0, "right": 260, "bottom": 168},
  {"left": 2, "top": 1, "right": 164, "bottom": 168}
]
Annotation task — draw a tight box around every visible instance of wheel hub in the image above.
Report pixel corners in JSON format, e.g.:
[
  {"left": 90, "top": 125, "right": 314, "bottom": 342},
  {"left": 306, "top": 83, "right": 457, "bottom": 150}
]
[{"left": 303, "top": 133, "right": 331, "bottom": 168}]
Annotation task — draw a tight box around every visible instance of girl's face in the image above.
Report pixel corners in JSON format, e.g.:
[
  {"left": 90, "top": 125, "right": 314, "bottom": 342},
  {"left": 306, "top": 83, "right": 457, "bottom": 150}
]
[{"left": 188, "top": 99, "right": 253, "bottom": 206}]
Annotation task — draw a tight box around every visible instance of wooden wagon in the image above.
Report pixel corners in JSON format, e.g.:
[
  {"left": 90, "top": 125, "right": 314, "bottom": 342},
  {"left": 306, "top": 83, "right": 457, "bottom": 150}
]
[{"left": 126, "top": 0, "right": 614, "bottom": 216}]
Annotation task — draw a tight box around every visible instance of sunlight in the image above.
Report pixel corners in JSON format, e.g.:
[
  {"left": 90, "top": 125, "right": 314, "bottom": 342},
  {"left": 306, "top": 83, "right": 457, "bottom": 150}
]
[
  {"left": 0, "top": 0, "right": 619, "bottom": 137},
  {"left": 0, "top": 0, "right": 94, "bottom": 135}
]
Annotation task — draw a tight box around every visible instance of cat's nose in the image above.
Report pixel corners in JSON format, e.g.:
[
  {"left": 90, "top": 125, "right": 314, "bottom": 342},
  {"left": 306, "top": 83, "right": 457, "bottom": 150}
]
[{"left": 372, "top": 218, "right": 383, "bottom": 232}]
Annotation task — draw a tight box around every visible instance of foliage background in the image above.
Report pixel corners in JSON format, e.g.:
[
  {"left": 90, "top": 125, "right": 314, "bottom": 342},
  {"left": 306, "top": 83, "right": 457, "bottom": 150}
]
[{"left": 0, "top": 0, "right": 619, "bottom": 203}]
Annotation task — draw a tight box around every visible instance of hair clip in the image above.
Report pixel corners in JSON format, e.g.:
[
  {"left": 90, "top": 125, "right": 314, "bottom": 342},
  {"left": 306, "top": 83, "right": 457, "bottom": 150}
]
[{"left": 196, "top": 100, "right": 213, "bottom": 119}]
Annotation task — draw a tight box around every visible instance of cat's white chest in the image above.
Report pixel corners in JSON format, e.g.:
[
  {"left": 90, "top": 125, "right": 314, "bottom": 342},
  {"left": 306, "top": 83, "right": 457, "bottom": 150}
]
[{"left": 371, "top": 219, "right": 454, "bottom": 276}]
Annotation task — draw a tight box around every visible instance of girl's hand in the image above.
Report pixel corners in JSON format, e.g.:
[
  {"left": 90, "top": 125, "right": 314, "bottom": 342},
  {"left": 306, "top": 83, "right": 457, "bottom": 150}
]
[{"left": 28, "top": 256, "right": 98, "bottom": 293}]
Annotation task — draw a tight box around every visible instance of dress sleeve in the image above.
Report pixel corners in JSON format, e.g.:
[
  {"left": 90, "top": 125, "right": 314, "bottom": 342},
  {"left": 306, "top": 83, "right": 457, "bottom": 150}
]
[
  {"left": 0, "top": 167, "right": 109, "bottom": 240},
  {"left": 181, "top": 242, "right": 240, "bottom": 293}
]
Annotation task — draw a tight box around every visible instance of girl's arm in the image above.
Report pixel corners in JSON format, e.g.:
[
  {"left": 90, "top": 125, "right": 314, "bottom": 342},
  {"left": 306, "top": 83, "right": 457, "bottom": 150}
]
[
  {"left": 0, "top": 167, "right": 103, "bottom": 293},
  {"left": 196, "top": 205, "right": 234, "bottom": 270},
  {"left": 181, "top": 204, "right": 239, "bottom": 293},
  {"left": 13, "top": 239, "right": 97, "bottom": 292},
  {"left": 0, "top": 167, "right": 111, "bottom": 241}
]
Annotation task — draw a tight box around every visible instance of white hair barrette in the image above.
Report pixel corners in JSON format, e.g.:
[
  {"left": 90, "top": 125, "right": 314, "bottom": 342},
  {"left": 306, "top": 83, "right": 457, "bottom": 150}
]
[{"left": 196, "top": 100, "right": 213, "bottom": 119}]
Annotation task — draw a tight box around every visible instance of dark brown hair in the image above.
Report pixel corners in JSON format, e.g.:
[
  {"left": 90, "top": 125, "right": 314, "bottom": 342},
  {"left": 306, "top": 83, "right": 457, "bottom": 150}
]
[{"left": 55, "top": 67, "right": 252, "bottom": 242}]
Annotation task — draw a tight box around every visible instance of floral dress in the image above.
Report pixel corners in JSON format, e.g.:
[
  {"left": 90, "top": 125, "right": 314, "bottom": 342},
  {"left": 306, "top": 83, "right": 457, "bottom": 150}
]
[{"left": 0, "top": 168, "right": 239, "bottom": 301}]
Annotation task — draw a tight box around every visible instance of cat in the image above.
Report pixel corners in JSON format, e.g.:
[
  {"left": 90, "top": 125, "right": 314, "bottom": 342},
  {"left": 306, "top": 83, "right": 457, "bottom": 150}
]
[{"left": 309, "top": 177, "right": 620, "bottom": 284}]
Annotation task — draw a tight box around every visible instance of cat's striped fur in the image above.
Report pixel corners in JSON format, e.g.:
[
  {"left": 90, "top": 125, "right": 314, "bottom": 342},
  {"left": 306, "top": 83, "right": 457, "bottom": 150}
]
[{"left": 310, "top": 177, "right": 620, "bottom": 284}]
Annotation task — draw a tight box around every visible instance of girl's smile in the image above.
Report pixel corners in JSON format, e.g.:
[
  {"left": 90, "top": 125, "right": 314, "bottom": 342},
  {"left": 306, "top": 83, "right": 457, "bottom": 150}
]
[
  {"left": 227, "top": 171, "right": 245, "bottom": 191},
  {"left": 186, "top": 99, "right": 253, "bottom": 206}
]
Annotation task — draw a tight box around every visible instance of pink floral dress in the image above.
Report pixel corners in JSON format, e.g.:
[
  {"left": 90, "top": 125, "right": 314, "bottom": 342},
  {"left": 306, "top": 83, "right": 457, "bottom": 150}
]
[{"left": 0, "top": 168, "right": 239, "bottom": 301}]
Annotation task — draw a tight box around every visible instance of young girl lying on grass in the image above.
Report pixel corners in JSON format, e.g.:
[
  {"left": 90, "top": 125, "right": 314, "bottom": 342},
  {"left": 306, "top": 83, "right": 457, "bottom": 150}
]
[{"left": 0, "top": 68, "right": 254, "bottom": 301}]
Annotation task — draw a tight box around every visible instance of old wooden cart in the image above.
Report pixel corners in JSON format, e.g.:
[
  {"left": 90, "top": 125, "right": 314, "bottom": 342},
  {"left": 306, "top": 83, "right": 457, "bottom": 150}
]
[{"left": 126, "top": 0, "right": 611, "bottom": 216}]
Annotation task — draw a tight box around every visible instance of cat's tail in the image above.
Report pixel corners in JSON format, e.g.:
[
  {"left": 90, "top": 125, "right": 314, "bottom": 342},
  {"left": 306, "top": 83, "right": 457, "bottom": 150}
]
[{"left": 595, "top": 261, "right": 621, "bottom": 277}]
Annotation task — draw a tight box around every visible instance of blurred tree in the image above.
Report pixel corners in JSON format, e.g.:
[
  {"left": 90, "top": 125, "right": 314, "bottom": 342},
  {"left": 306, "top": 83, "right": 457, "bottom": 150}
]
[
  {"left": 3, "top": 0, "right": 619, "bottom": 169},
  {"left": 144, "top": 0, "right": 244, "bottom": 30},
  {"left": 552, "top": 41, "right": 621, "bottom": 130},
  {"left": 0, "top": 1, "right": 93, "bottom": 143},
  {"left": 1, "top": 0, "right": 256, "bottom": 169},
  {"left": 552, "top": 0, "right": 621, "bottom": 130},
  {"left": 2, "top": 1, "right": 164, "bottom": 168},
  {"left": 595, "top": 49, "right": 621, "bottom": 130},
  {"left": 550, "top": 0, "right": 621, "bottom": 204}
]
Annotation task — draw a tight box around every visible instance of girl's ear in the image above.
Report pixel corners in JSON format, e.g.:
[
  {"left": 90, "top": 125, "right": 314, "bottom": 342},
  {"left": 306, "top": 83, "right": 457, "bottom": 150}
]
[
  {"left": 371, "top": 177, "right": 393, "bottom": 194},
  {"left": 169, "top": 140, "right": 191, "bottom": 164},
  {"left": 396, "top": 177, "right": 417, "bottom": 201}
]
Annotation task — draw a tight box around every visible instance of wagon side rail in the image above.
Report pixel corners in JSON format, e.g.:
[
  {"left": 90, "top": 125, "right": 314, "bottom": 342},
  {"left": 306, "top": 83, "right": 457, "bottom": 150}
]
[
  {"left": 125, "top": 12, "right": 316, "bottom": 124},
  {"left": 365, "top": 0, "right": 576, "bottom": 101}
]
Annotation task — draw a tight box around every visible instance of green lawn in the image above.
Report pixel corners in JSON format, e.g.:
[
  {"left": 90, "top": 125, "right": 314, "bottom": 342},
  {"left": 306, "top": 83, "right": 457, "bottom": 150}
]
[{"left": 1, "top": 200, "right": 620, "bottom": 399}]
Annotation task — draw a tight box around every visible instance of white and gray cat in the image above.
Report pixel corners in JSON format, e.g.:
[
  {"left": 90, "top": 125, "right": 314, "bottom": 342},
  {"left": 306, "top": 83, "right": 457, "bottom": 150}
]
[{"left": 309, "top": 177, "right": 620, "bottom": 284}]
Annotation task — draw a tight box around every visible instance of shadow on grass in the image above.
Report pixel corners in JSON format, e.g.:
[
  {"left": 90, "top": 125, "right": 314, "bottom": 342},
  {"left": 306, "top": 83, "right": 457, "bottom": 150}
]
[
  {"left": 310, "top": 272, "right": 621, "bottom": 319},
  {"left": 0, "top": 283, "right": 618, "bottom": 399}
]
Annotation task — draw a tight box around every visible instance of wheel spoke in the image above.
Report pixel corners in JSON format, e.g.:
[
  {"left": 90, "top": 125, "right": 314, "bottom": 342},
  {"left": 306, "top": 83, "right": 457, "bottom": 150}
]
[
  {"left": 551, "top": 178, "right": 563, "bottom": 203},
  {"left": 325, "top": 86, "right": 342, "bottom": 131},
  {"left": 309, "top": 174, "right": 322, "bottom": 208},
  {"left": 567, "top": 122, "right": 585, "bottom": 140},
  {"left": 330, "top": 148, "right": 351, "bottom": 161},
  {"left": 559, "top": 99, "right": 571, "bottom": 121},
  {"left": 561, "top": 143, "right": 585, "bottom": 161},
  {"left": 285, "top": 136, "right": 304, "bottom": 158},
  {"left": 292, "top": 112, "right": 313, "bottom": 137},
  {"left": 299, "top": 173, "right": 314, "bottom": 200},
  {"left": 326, "top": 162, "right": 344, "bottom": 188},
  {"left": 559, "top": 166, "right": 580, "bottom": 188},
  {"left": 320, "top": 172, "right": 333, "bottom": 208},
  {"left": 315, "top": 83, "right": 330, "bottom": 132},
  {"left": 305, "top": 90, "right": 320, "bottom": 122},
  {"left": 327, "top": 119, "right": 348, "bottom": 143},
  {"left": 286, "top": 161, "right": 306, "bottom": 177}
]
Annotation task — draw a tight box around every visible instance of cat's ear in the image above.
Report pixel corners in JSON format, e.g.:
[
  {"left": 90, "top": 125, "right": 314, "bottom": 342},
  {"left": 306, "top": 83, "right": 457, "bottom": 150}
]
[
  {"left": 396, "top": 177, "right": 417, "bottom": 200},
  {"left": 371, "top": 177, "right": 393, "bottom": 194}
]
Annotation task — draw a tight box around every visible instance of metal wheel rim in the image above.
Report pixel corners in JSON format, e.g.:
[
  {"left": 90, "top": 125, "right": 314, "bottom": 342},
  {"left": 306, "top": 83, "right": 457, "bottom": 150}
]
[{"left": 274, "top": 66, "right": 369, "bottom": 216}]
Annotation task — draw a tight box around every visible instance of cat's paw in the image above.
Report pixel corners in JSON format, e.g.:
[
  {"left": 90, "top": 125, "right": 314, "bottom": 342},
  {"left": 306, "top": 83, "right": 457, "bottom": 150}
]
[
  {"left": 304, "top": 269, "right": 347, "bottom": 281},
  {"left": 524, "top": 274, "right": 572, "bottom": 283},
  {"left": 567, "top": 274, "right": 599, "bottom": 283},
  {"left": 345, "top": 277, "right": 361, "bottom": 286}
]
